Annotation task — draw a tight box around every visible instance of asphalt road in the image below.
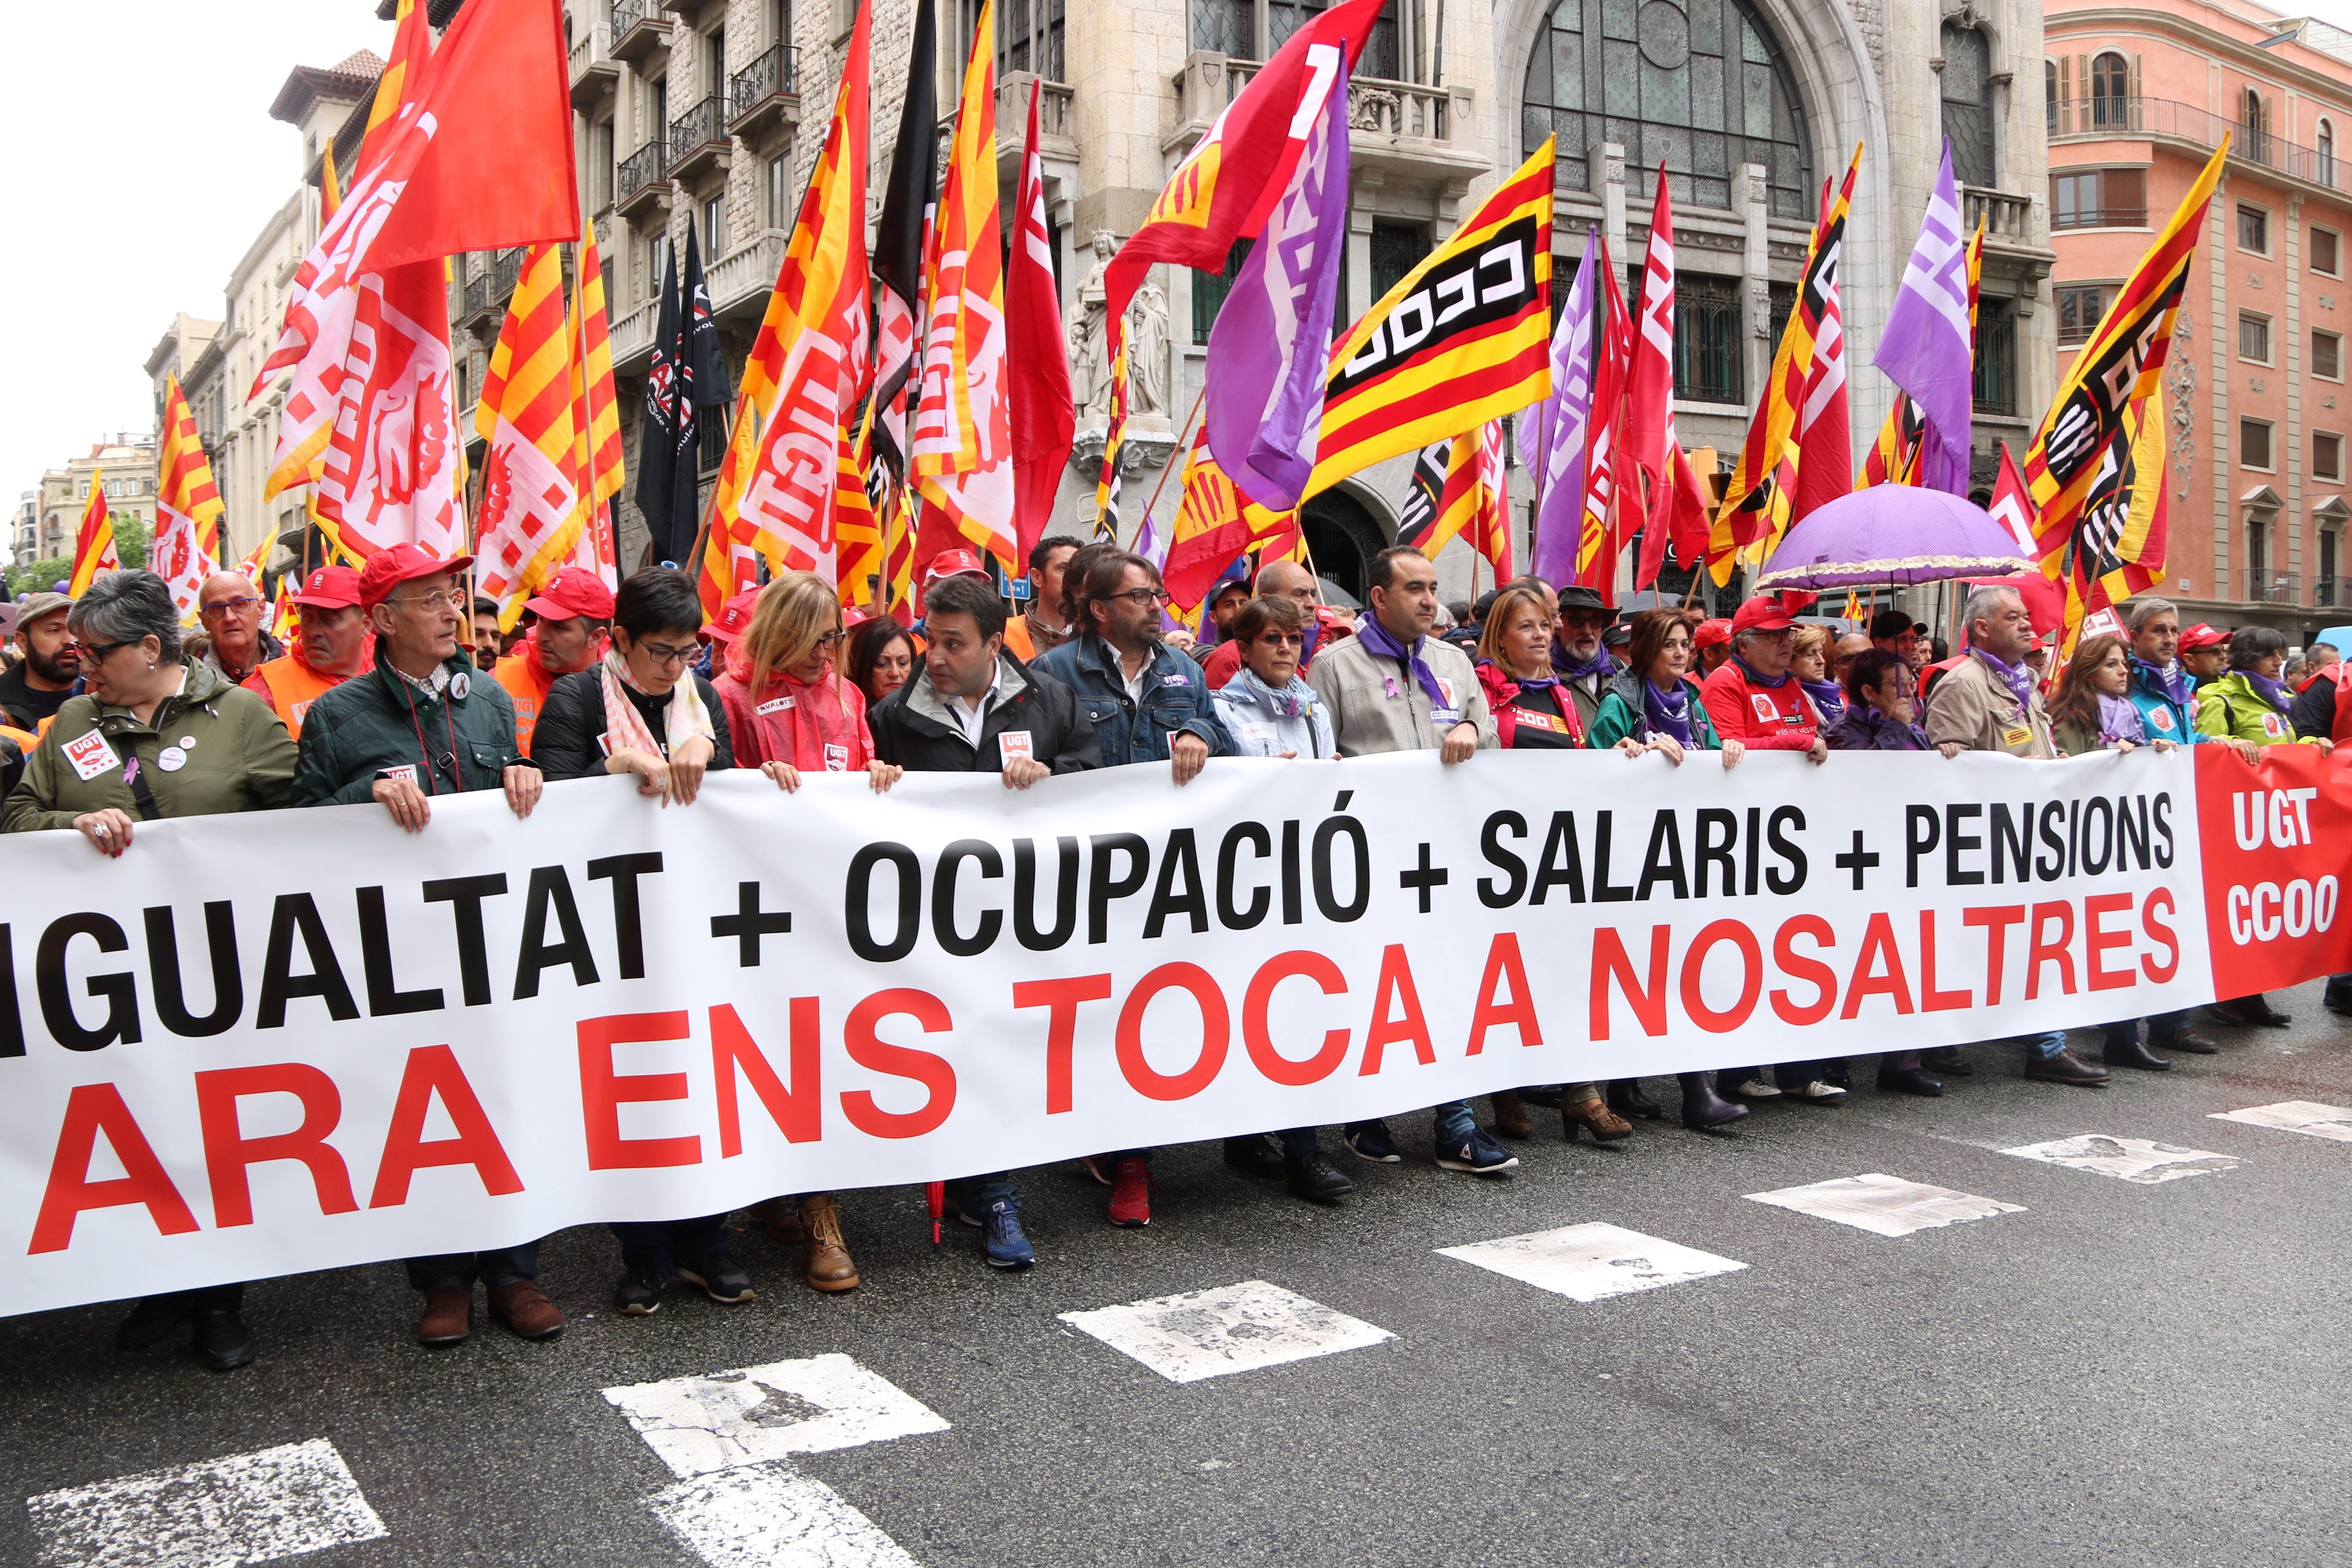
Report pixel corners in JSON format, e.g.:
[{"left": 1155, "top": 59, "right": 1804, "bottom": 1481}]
[{"left": 6, "top": 981, "right": 2351, "bottom": 1568}]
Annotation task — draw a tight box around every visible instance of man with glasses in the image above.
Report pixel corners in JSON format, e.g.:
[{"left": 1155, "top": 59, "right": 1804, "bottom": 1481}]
[
  {"left": 0, "top": 591, "right": 79, "bottom": 732},
  {"left": 196, "top": 572, "right": 284, "bottom": 687},
  {"left": 1033, "top": 550, "right": 1234, "bottom": 1229},
  {"left": 1698, "top": 597, "right": 1832, "bottom": 760},
  {"left": 1549, "top": 584, "right": 1620, "bottom": 732},
  {"left": 1200, "top": 558, "right": 1322, "bottom": 689},
  {"left": 492, "top": 566, "right": 614, "bottom": 755},
  {"left": 243, "top": 566, "right": 371, "bottom": 742},
  {"left": 291, "top": 542, "right": 557, "bottom": 1349}
]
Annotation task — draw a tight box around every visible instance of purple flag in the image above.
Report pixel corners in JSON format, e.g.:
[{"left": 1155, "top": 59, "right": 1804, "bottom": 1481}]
[
  {"left": 1204, "top": 48, "right": 1351, "bottom": 511},
  {"left": 1529, "top": 235, "right": 1598, "bottom": 586},
  {"left": 1875, "top": 143, "right": 1974, "bottom": 496}
]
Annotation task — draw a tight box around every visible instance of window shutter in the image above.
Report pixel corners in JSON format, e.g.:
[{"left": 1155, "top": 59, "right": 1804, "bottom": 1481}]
[{"left": 2059, "top": 56, "right": 2071, "bottom": 132}]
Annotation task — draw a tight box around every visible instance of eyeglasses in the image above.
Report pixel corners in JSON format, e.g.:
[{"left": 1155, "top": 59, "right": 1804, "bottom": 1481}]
[
  {"left": 639, "top": 639, "right": 701, "bottom": 667},
  {"left": 388, "top": 587, "right": 467, "bottom": 612},
  {"left": 1110, "top": 588, "right": 1174, "bottom": 607},
  {"left": 70, "top": 640, "right": 127, "bottom": 664},
  {"left": 1255, "top": 632, "right": 1305, "bottom": 647},
  {"left": 813, "top": 629, "right": 848, "bottom": 649},
  {"left": 199, "top": 596, "right": 263, "bottom": 619}
]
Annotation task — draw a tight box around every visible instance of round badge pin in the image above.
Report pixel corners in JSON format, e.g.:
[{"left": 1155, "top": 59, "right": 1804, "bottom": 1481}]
[
  {"left": 157, "top": 746, "right": 188, "bottom": 773},
  {"left": 177, "top": 735, "right": 196, "bottom": 749},
  {"left": 450, "top": 671, "right": 472, "bottom": 700}
]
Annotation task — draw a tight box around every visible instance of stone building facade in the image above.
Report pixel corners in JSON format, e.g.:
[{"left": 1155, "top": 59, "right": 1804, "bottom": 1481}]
[
  {"left": 2046, "top": 1, "right": 2352, "bottom": 642},
  {"left": 31, "top": 439, "right": 159, "bottom": 569}
]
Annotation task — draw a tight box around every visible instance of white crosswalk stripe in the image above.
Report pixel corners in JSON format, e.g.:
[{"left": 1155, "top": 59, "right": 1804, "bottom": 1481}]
[
  {"left": 24, "top": 1438, "right": 387, "bottom": 1568},
  {"left": 1059, "top": 1279, "right": 1395, "bottom": 1382},
  {"left": 1437, "top": 1222, "right": 1746, "bottom": 1302},
  {"left": 2001, "top": 1135, "right": 2240, "bottom": 1184},
  {"left": 1745, "top": 1173, "right": 2024, "bottom": 1237},
  {"left": 645, "top": 1466, "right": 921, "bottom": 1568},
  {"left": 2212, "top": 1101, "right": 2352, "bottom": 1141}
]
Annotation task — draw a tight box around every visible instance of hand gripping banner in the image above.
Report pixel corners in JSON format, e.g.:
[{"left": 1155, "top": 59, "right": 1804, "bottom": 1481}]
[{"left": 3, "top": 745, "right": 2348, "bottom": 1316}]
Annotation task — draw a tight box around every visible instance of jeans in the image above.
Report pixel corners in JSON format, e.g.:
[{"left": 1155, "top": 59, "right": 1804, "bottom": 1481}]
[
  {"left": 609, "top": 1215, "right": 729, "bottom": 1281},
  {"left": 948, "top": 1173, "right": 1019, "bottom": 1210},
  {"left": 1352, "top": 1100, "right": 1473, "bottom": 1142},
  {"left": 405, "top": 1243, "right": 539, "bottom": 1292},
  {"left": 2016, "top": 1031, "right": 2068, "bottom": 1061}
]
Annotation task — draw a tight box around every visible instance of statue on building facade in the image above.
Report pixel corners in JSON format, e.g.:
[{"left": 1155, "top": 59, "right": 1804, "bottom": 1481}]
[
  {"left": 1125, "top": 281, "right": 1171, "bottom": 421},
  {"left": 1075, "top": 230, "right": 1117, "bottom": 421}
]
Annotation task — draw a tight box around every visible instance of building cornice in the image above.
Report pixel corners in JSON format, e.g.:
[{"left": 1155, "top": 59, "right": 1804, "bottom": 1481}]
[{"left": 2048, "top": 7, "right": 2352, "bottom": 110}]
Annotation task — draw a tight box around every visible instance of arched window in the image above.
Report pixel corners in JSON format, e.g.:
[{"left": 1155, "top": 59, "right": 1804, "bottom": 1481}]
[
  {"left": 2089, "top": 50, "right": 2129, "bottom": 128},
  {"left": 1520, "top": 0, "right": 1814, "bottom": 217},
  {"left": 2320, "top": 117, "right": 2337, "bottom": 188},
  {"left": 2243, "top": 88, "right": 2272, "bottom": 164},
  {"left": 2045, "top": 60, "right": 2059, "bottom": 133},
  {"left": 1940, "top": 23, "right": 1994, "bottom": 187}
]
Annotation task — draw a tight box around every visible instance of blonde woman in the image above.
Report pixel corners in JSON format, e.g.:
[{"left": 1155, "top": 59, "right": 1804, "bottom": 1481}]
[{"left": 1790, "top": 622, "right": 1844, "bottom": 728}]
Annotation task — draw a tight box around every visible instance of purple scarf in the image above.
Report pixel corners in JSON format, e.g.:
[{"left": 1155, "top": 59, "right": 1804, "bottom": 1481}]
[
  {"left": 1553, "top": 643, "right": 1615, "bottom": 682},
  {"left": 2247, "top": 671, "right": 2293, "bottom": 711},
  {"left": 1644, "top": 679, "right": 1696, "bottom": 745},
  {"left": 2097, "top": 694, "right": 2146, "bottom": 745},
  {"left": 2133, "top": 655, "right": 2191, "bottom": 709},
  {"left": 1800, "top": 678, "right": 1845, "bottom": 726},
  {"left": 1730, "top": 653, "right": 1789, "bottom": 689},
  {"left": 1356, "top": 613, "right": 1448, "bottom": 713},
  {"left": 1973, "top": 647, "right": 2038, "bottom": 714}
]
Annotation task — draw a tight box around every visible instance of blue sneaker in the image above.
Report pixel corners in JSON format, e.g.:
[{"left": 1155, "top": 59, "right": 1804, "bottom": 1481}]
[
  {"left": 955, "top": 1197, "right": 1034, "bottom": 1269},
  {"left": 1343, "top": 1120, "right": 1403, "bottom": 1163},
  {"left": 1434, "top": 1126, "right": 1520, "bottom": 1174}
]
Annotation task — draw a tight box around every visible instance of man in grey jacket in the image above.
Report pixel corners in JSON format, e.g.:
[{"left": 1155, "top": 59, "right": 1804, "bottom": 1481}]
[{"left": 1308, "top": 547, "right": 1512, "bottom": 1175}]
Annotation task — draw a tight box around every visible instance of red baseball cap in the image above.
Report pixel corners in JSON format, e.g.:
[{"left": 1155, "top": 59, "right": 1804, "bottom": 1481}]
[
  {"left": 522, "top": 565, "right": 617, "bottom": 622},
  {"left": 357, "top": 543, "right": 474, "bottom": 609},
  {"left": 2180, "top": 622, "right": 2227, "bottom": 650},
  {"left": 702, "top": 587, "right": 763, "bottom": 644},
  {"left": 1693, "top": 618, "right": 1733, "bottom": 649},
  {"left": 291, "top": 565, "right": 363, "bottom": 609},
  {"left": 923, "top": 549, "right": 990, "bottom": 587},
  {"left": 1730, "top": 598, "right": 1796, "bottom": 635}
]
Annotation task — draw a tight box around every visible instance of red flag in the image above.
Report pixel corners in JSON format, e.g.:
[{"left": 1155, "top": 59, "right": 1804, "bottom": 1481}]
[
  {"left": 1640, "top": 444, "right": 1712, "bottom": 589},
  {"left": 1788, "top": 183, "right": 1852, "bottom": 526},
  {"left": 1576, "top": 234, "right": 1633, "bottom": 603},
  {"left": 1008, "top": 83, "right": 1075, "bottom": 564},
  {"left": 1618, "top": 167, "right": 1676, "bottom": 527}
]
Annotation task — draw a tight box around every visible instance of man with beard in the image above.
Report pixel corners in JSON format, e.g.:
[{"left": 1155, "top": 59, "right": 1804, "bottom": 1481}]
[
  {"left": 1549, "top": 584, "right": 1619, "bottom": 732},
  {"left": 0, "top": 592, "right": 79, "bottom": 732}
]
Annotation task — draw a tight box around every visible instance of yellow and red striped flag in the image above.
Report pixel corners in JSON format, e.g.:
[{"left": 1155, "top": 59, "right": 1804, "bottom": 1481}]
[
  {"left": 67, "top": 479, "right": 119, "bottom": 596},
  {"left": 834, "top": 425, "right": 884, "bottom": 606},
  {"left": 567, "top": 224, "right": 624, "bottom": 587},
  {"left": 473, "top": 244, "right": 586, "bottom": 628},
  {"left": 1426, "top": 421, "right": 1513, "bottom": 580},
  {"left": 154, "top": 376, "right": 225, "bottom": 621},
  {"left": 1162, "top": 420, "right": 1294, "bottom": 609},
  {"left": 320, "top": 140, "right": 342, "bottom": 223}
]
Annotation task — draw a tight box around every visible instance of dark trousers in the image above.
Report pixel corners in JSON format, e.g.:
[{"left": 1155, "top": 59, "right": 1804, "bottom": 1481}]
[
  {"left": 609, "top": 1215, "right": 729, "bottom": 1281},
  {"left": 2105, "top": 1008, "right": 2191, "bottom": 1047},
  {"left": 1224, "top": 1129, "right": 1321, "bottom": 1162},
  {"left": 405, "top": 1243, "right": 539, "bottom": 1293},
  {"left": 948, "top": 1173, "right": 1019, "bottom": 1210},
  {"left": 2327, "top": 974, "right": 2352, "bottom": 1009}
]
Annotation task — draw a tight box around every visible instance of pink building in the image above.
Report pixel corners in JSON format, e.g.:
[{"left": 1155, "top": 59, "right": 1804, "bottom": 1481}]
[{"left": 2046, "top": 0, "right": 2352, "bottom": 637}]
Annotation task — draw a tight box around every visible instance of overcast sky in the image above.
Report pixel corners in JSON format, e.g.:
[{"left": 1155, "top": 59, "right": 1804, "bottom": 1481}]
[{"left": 13, "top": 0, "right": 2352, "bottom": 547}]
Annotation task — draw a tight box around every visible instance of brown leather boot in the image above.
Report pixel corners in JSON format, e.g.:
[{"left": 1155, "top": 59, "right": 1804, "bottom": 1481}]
[
  {"left": 1564, "top": 1096, "right": 1635, "bottom": 1142},
  {"left": 754, "top": 1196, "right": 804, "bottom": 1245},
  {"left": 798, "top": 1193, "right": 860, "bottom": 1292},
  {"left": 1489, "top": 1091, "right": 1534, "bottom": 1140},
  {"left": 416, "top": 1286, "right": 473, "bottom": 1347},
  {"left": 486, "top": 1280, "right": 564, "bottom": 1340}
]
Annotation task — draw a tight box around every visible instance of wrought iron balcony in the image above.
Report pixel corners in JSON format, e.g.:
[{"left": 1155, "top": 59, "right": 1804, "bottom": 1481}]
[
  {"left": 2051, "top": 96, "right": 2345, "bottom": 193},
  {"left": 610, "top": 0, "right": 665, "bottom": 61},
  {"left": 2247, "top": 571, "right": 2302, "bottom": 605},
  {"left": 728, "top": 44, "right": 799, "bottom": 138},
  {"left": 491, "top": 246, "right": 522, "bottom": 303},
  {"left": 616, "top": 138, "right": 670, "bottom": 218},
  {"left": 569, "top": 15, "right": 618, "bottom": 108},
  {"left": 462, "top": 269, "right": 492, "bottom": 322},
  {"left": 668, "top": 94, "right": 729, "bottom": 182},
  {"left": 2312, "top": 576, "right": 2351, "bottom": 609}
]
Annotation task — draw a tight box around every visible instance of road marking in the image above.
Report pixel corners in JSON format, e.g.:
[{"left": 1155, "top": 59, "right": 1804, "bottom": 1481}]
[
  {"left": 1436, "top": 1222, "right": 1746, "bottom": 1302},
  {"left": 25, "top": 1438, "right": 387, "bottom": 1568},
  {"left": 646, "top": 1464, "right": 920, "bottom": 1568},
  {"left": 2001, "top": 1134, "right": 2240, "bottom": 1184},
  {"left": 2211, "top": 1101, "right": 2352, "bottom": 1142},
  {"left": 603, "top": 1354, "right": 950, "bottom": 1479},
  {"left": 1745, "top": 1173, "right": 2024, "bottom": 1237},
  {"left": 1058, "top": 1279, "right": 1394, "bottom": 1382}
]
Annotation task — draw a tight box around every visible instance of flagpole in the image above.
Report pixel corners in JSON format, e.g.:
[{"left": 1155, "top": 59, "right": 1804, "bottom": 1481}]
[{"left": 1131, "top": 383, "right": 1210, "bottom": 547}]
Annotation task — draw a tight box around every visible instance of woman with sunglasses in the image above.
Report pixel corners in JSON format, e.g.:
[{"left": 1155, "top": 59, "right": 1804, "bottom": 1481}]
[{"left": 2, "top": 570, "right": 297, "bottom": 1371}]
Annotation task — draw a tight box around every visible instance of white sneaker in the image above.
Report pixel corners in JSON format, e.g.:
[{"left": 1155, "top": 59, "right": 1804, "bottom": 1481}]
[
  {"left": 1793, "top": 1080, "right": 1848, "bottom": 1101},
  {"left": 1729, "top": 1079, "right": 1782, "bottom": 1099}
]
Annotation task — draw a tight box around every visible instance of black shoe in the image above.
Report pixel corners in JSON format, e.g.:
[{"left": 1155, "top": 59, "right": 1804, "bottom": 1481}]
[
  {"left": 2103, "top": 1037, "right": 2173, "bottom": 1071},
  {"left": 2156, "top": 1030, "right": 2220, "bottom": 1054},
  {"left": 2326, "top": 989, "right": 2352, "bottom": 1018},
  {"left": 2026, "top": 1047, "right": 2111, "bottom": 1085},
  {"left": 1285, "top": 1152, "right": 1355, "bottom": 1202},
  {"left": 676, "top": 1250, "right": 755, "bottom": 1304},
  {"left": 1343, "top": 1121, "right": 1403, "bottom": 1162},
  {"left": 1222, "top": 1134, "right": 1287, "bottom": 1179},
  {"left": 193, "top": 1308, "right": 255, "bottom": 1371},
  {"left": 115, "top": 1295, "right": 187, "bottom": 1352},
  {"left": 1822, "top": 1060, "right": 1853, "bottom": 1090},
  {"left": 1876, "top": 1066, "right": 1946, "bottom": 1097},
  {"left": 1679, "top": 1072, "right": 1749, "bottom": 1130},
  {"left": 1607, "top": 1080, "right": 1663, "bottom": 1119},
  {"left": 1921, "top": 1046, "right": 1974, "bottom": 1077},
  {"left": 614, "top": 1270, "right": 663, "bottom": 1315}
]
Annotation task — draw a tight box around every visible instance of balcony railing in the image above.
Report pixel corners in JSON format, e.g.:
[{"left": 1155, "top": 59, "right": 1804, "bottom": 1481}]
[
  {"left": 729, "top": 43, "right": 797, "bottom": 128},
  {"left": 1962, "top": 185, "right": 2038, "bottom": 244},
  {"left": 2248, "top": 571, "right": 2302, "bottom": 605},
  {"left": 1169, "top": 53, "right": 1476, "bottom": 172},
  {"left": 617, "top": 138, "right": 668, "bottom": 211},
  {"left": 492, "top": 246, "right": 522, "bottom": 302},
  {"left": 2052, "top": 205, "right": 2147, "bottom": 231},
  {"left": 669, "top": 94, "right": 727, "bottom": 179},
  {"left": 2313, "top": 576, "right": 2351, "bottom": 609},
  {"left": 462, "top": 269, "right": 492, "bottom": 319},
  {"left": 2051, "top": 96, "right": 2345, "bottom": 192},
  {"left": 609, "top": 0, "right": 663, "bottom": 60},
  {"left": 569, "top": 15, "right": 618, "bottom": 106},
  {"left": 608, "top": 296, "right": 658, "bottom": 374}
]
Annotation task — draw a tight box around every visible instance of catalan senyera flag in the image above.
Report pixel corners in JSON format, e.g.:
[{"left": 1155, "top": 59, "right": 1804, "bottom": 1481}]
[
  {"left": 472, "top": 243, "right": 585, "bottom": 628},
  {"left": 2026, "top": 140, "right": 2227, "bottom": 574},
  {"left": 728, "top": 0, "right": 873, "bottom": 589},
  {"left": 1708, "top": 144, "right": 1861, "bottom": 583},
  {"left": 568, "top": 223, "right": 623, "bottom": 587},
  {"left": 67, "top": 480, "right": 119, "bottom": 597},
  {"left": 1425, "top": 421, "right": 1512, "bottom": 579},
  {"left": 911, "top": 0, "right": 1016, "bottom": 574},
  {"left": 1295, "top": 141, "right": 1554, "bottom": 502},
  {"left": 2060, "top": 383, "right": 2170, "bottom": 652},
  {"left": 834, "top": 424, "right": 884, "bottom": 606},
  {"left": 154, "top": 376, "right": 226, "bottom": 622},
  {"left": 1162, "top": 420, "right": 1293, "bottom": 609}
]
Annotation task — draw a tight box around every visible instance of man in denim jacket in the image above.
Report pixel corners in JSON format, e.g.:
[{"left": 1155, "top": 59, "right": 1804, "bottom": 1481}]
[{"left": 1032, "top": 549, "right": 1233, "bottom": 1228}]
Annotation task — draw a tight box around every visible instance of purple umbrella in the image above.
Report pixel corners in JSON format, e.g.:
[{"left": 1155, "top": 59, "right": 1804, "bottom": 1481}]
[{"left": 1750, "top": 487, "right": 2033, "bottom": 592}]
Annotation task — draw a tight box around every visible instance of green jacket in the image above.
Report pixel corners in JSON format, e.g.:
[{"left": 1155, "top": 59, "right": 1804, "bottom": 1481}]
[
  {"left": 1588, "top": 673, "right": 1722, "bottom": 750},
  {"left": 2195, "top": 671, "right": 2311, "bottom": 748},
  {"left": 0, "top": 660, "right": 295, "bottom": 834},
  {"left": 292, "top": 646, "right": 529, "bottom": 807}
]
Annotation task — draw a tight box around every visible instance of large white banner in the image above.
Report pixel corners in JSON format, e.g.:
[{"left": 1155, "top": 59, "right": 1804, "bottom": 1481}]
[{"left": 0, "top": 748, "right": 2263, "bottom": 1314}]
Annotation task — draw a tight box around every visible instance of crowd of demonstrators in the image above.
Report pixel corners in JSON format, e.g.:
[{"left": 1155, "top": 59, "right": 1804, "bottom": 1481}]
[{"left": 11, "top": 546, "right": 2352, "bottom": 1375}]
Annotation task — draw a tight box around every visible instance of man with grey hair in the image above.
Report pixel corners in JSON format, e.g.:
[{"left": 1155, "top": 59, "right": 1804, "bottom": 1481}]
[
  {"left": 1925, "top": 584, "right": 2111, "bottom": 1085},
  {"left": 195, "top": 571, "right": 283, "bottom": 687}
]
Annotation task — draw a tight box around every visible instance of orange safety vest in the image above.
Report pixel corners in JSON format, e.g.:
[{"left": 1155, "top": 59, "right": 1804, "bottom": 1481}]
[
  {"left": 493, "top": 649, "right": 557, "bottom": 756},
  {"left": 252, "top": 655, "right": 348, "bottom": 742}
]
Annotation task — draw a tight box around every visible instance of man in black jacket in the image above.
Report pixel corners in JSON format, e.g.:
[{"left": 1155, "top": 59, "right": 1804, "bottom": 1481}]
[{"left": 867, "top": 574, "right": 1096, "bottom": 1272}]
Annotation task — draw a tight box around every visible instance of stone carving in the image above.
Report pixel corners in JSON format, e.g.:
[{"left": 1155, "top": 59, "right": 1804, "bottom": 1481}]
[
  {"left": 1075, "top": 230, "right": 1117, "bottom": 420},
  {"left": 1349, "top": 84, "right": 1400, "bottom": 132},
  {"left": 2168, "top": 306, "right": 2197, "bottom": 498},
  {"left": 1749, "top": 276, "right": 1773, "bottom": 340},
  {"left": 1126, "top": 281, "right": 1172, "bottom": 420}
]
